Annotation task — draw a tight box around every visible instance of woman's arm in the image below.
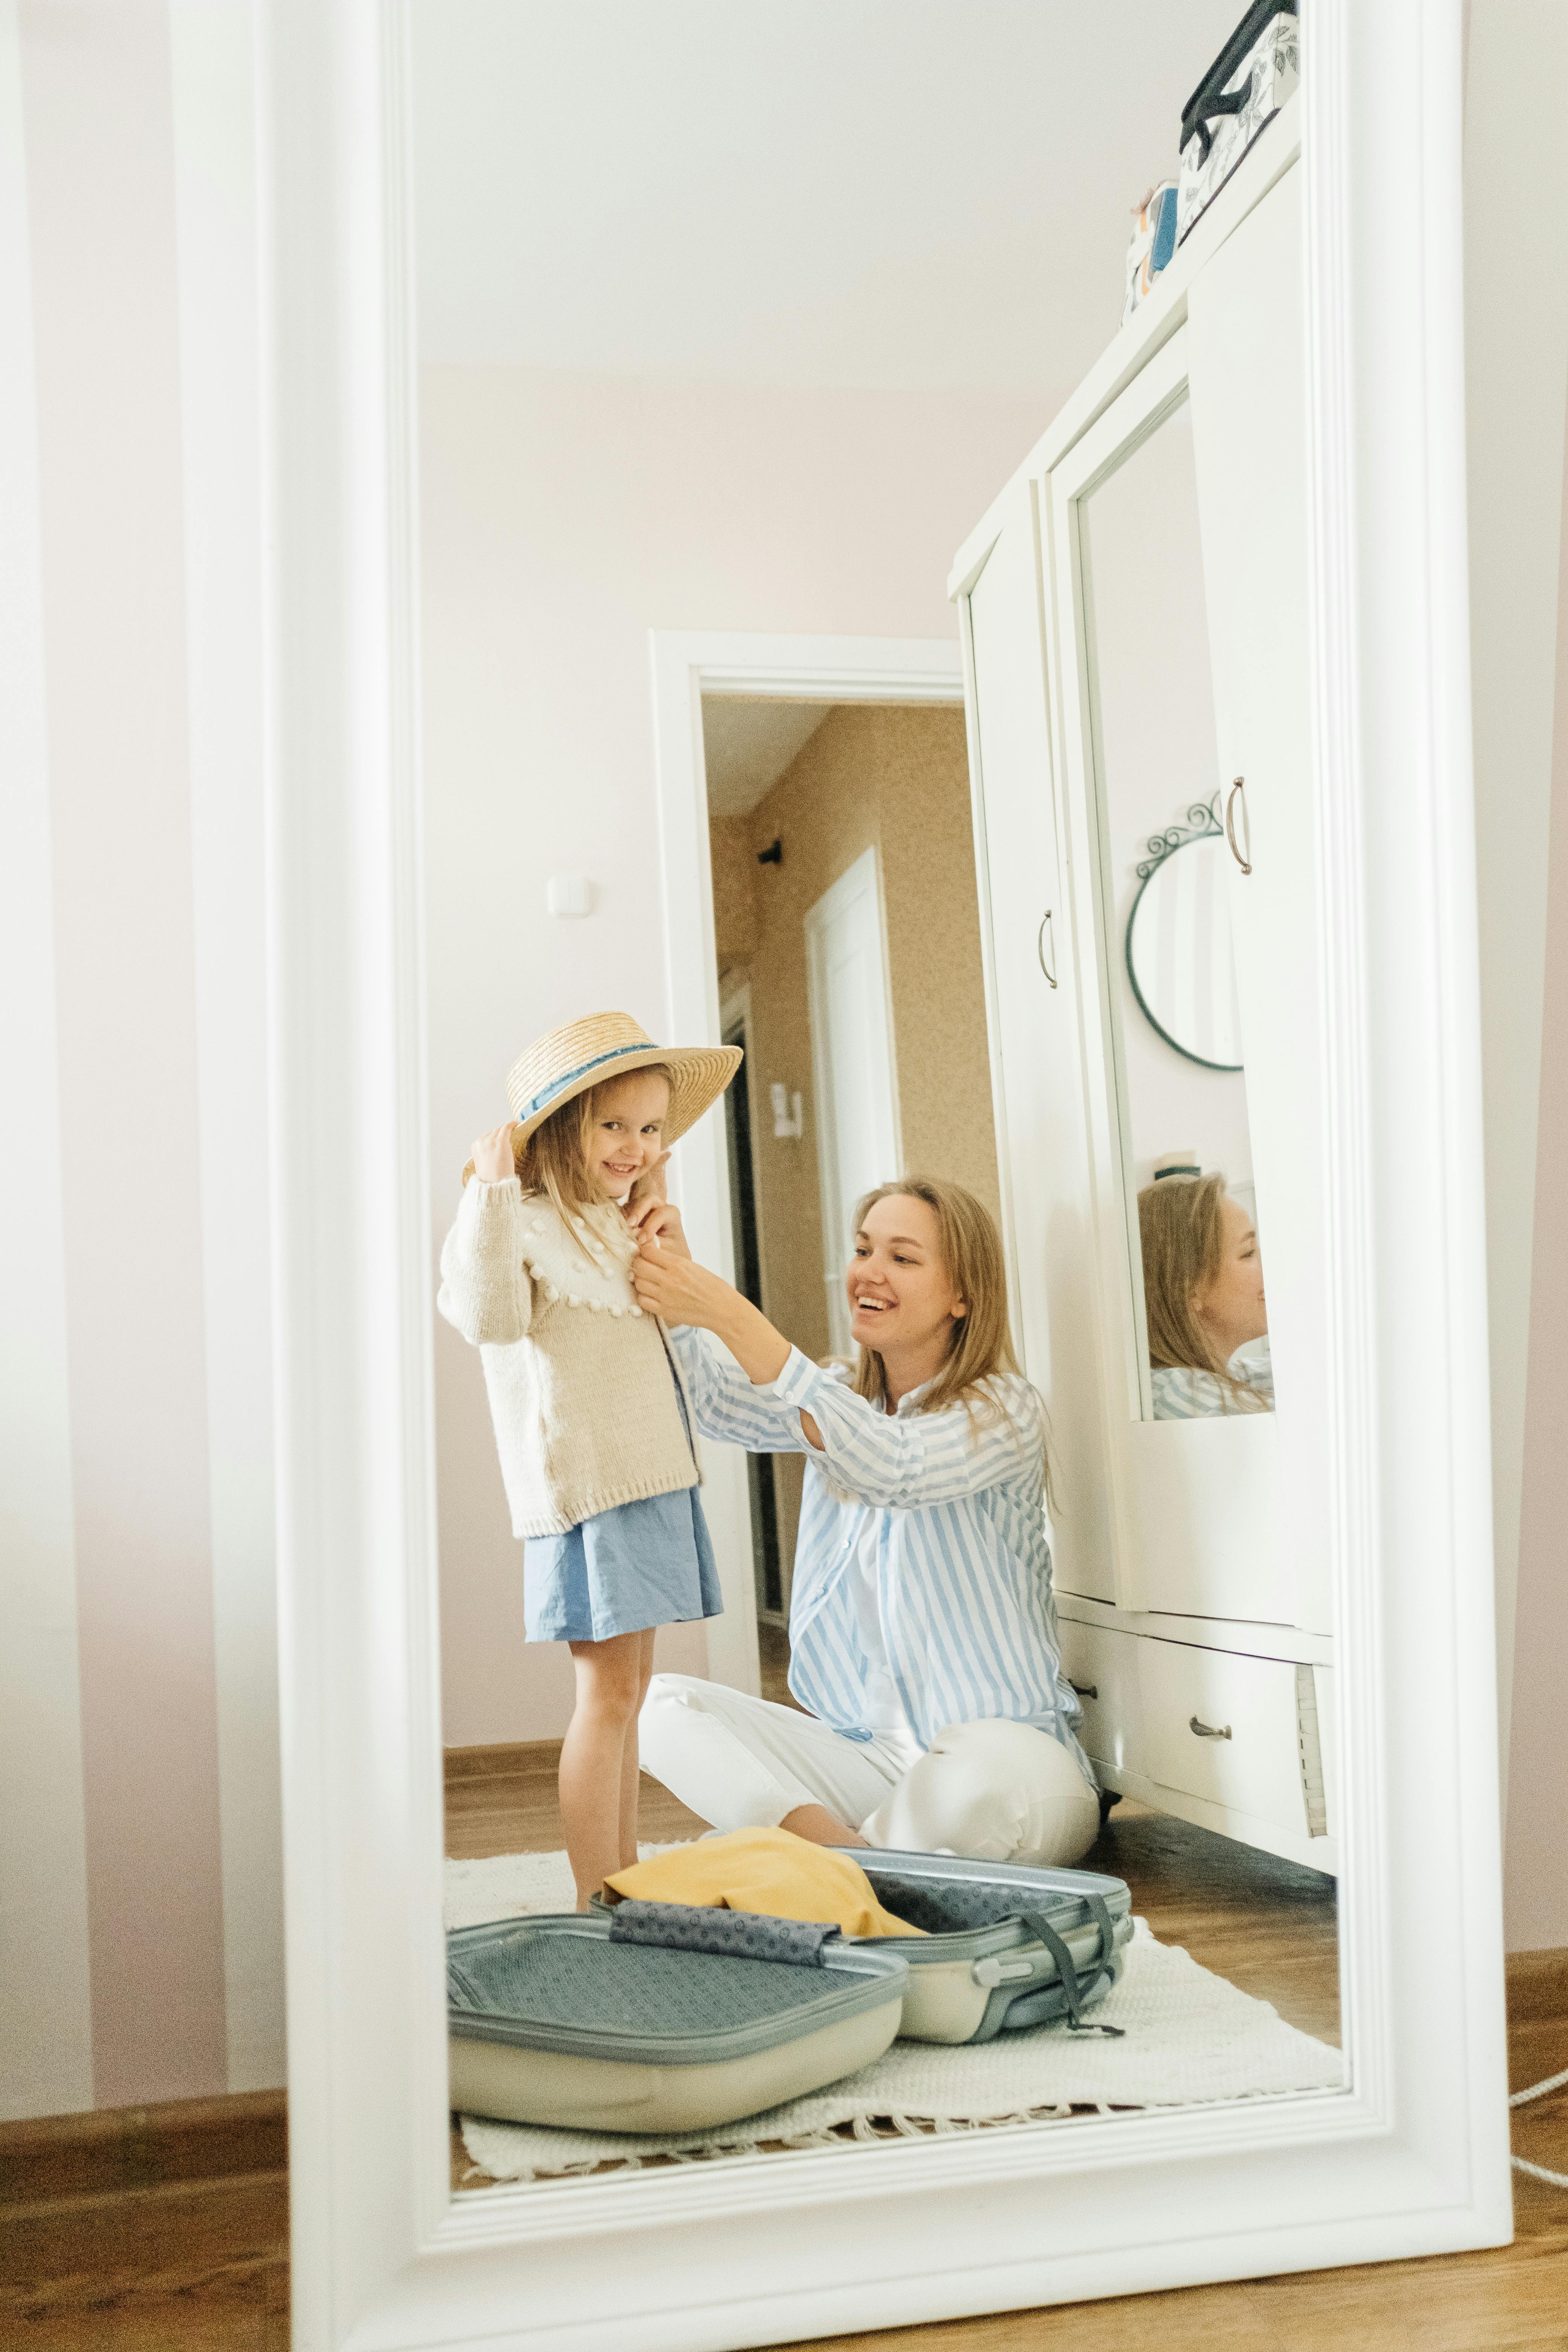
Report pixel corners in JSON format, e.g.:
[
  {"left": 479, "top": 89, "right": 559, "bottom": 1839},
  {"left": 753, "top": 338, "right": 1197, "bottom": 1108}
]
[
  {"left": 767, "top": 1356, "right": 1041, "bottom": 1508},
  {"left": 664, "top": 1325, "right": 819, "bottom": 1455},
  {"left": 633, "top": 1246, "right": 1041, "bottom": 1506}
]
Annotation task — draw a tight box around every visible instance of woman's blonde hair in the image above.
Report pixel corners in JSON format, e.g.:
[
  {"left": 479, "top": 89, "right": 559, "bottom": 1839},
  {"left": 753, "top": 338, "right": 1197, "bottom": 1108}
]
[
  {"left": 1137, "top": 1171, "right": 1266, "bottom": 1409},
  {"left": 848, "top": 1177, "right": 1021, "bottom": 1423},
  {"left": 516, "top": 1064, "right": 672, "bottom": 1245}
]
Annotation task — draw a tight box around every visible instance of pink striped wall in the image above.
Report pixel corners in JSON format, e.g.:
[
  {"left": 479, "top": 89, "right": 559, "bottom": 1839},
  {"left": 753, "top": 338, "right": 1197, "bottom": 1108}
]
[{"left": 20, "top": 0, "right": 228, "bottom": 2108}]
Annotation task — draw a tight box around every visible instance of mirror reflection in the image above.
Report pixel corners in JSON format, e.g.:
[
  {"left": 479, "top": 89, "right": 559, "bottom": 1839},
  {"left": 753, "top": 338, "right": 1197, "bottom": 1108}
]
[
  {"left": 416, "top": 0, "right": 1337, "bottom": 2203},
  {"left": 1078, "top": 398, "right": 1272, "bottom": 1418}
]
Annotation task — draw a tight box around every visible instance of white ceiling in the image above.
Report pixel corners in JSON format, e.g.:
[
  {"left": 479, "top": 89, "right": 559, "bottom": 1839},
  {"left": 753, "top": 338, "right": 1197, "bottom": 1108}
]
[
  {"left": 410, "top": 1, "right": 1240, "bottom": 395},
  {"left": 701, "top": 698, "right": 834, "bottom": 819}
]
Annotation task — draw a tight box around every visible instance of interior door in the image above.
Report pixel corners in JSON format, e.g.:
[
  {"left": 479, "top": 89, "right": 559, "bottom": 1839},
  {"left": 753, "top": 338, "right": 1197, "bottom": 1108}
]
[
  {"left": 803, "top": 847, "right": 900, "bottom": 1357},
  {"left": 962, "top": 477, "right": 1116, "bottom": 1603},
  {"left": 1187, "top": 164, "right": 1331, "bottom": 1634}
]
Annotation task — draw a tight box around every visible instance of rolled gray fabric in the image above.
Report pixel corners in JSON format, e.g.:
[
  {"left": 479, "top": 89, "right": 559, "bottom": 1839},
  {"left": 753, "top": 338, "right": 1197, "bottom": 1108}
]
[{"left": 606, "top": 1899, "right": 839, "bottom": 1968}]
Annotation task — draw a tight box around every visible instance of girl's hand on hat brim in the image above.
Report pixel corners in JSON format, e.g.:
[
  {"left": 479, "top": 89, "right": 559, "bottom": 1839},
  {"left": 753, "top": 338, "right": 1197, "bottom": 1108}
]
[{"left": 472, "top": 1121, "right": 520, "bottom": 1184}]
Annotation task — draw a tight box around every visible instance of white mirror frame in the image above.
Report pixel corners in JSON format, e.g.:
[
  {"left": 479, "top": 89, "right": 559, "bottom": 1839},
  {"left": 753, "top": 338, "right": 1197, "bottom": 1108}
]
[{"left": 261, "top": 4, "right": 1512, "bottom": 2346}]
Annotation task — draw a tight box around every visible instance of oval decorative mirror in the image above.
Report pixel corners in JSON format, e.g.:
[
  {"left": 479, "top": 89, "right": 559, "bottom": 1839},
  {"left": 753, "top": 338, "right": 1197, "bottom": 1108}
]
[{"left": 1124, "top": 802, "right": 1243, "bottom": 1070}]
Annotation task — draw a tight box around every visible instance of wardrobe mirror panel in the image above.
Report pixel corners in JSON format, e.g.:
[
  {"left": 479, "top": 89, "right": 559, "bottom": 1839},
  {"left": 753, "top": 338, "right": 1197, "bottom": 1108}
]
[{"left": 1078, "top": 397, "right": 1271, "bottom": 1423}]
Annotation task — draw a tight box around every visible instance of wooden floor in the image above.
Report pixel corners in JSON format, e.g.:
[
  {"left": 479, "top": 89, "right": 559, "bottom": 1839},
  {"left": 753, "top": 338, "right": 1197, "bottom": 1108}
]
[{"left": 5, "top": 1735, "right": 1563, "bottom": 2348}]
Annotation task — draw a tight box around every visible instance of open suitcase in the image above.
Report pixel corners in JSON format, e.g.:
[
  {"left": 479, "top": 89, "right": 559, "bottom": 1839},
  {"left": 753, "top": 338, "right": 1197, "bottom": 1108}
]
[
  {"left": 448, "top": 1900, "right": 908, "bottom": 2132},
  {"left": 837, "top": 1849, "right": 1134, "bottom": 2045}
]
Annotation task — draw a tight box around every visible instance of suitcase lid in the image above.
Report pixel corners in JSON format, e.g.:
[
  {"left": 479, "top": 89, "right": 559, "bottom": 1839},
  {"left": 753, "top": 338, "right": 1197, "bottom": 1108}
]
[{"left": 448, "top": 1905, "right": 908, "bottom": 2067}]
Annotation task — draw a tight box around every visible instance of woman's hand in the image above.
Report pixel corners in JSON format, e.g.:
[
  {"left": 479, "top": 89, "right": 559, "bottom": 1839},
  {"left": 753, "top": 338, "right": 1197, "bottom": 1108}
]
[
  {"left": 623, "top": 1154, "right": 693, "bottom": 1256},
  {"left": 626, "top": 1150, "right": 671, "bottom": 1208},
  {"left": 634, "top": 1241, "right": 793, "bottom": 1390},
  {"left": 632, "top": 1241, "right": 728, "bottom": 1327},
  {"left": 624, "top": 1194, "right": 692, "bottom": 1260},
  {"left": 472, "top": 1121, "right": 519, "bottom": 1184}
]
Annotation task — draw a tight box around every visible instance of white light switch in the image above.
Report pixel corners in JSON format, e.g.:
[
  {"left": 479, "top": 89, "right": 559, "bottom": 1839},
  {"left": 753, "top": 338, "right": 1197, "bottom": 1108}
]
[
  {"left": 546, "top": 875, "right": 593, "bottom": 917},
  {"left": 769, "top": 1083, "right": 804, "bottom": 1139}
]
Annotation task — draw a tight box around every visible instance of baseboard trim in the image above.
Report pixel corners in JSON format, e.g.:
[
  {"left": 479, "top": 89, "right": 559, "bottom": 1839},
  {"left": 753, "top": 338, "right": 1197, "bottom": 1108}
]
[
  {"left": 444, "top": 1740, "right": 562, "bottom": 1782},
  {"left": 1504, "top": 1944, "right": 1568, "bottom": 2027},
  {"left": 0, "top": 2088, "right": 286, "bottom": 2209}
]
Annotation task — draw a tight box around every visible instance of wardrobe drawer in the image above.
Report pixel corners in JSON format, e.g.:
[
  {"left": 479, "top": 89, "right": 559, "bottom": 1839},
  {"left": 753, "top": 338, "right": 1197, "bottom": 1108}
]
[
  {"left": 1137, "top": 1638, "right": 1311, "bottom": 1836},
  {"left": 1057, "top": 1619, "right": 1144, "bottom": 1778}
]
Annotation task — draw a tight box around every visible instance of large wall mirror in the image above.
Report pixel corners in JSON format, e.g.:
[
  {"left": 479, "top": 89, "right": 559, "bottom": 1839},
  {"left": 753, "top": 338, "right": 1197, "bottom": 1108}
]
[{"left": 259, "top": 4, "right": 1512, "bottom": 2345}]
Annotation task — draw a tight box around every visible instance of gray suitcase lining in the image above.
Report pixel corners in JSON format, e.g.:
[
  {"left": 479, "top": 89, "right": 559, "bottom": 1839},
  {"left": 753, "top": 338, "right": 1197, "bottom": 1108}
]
[{"left": 448, "top": 1909, "right": 907, "bottom": 2067}]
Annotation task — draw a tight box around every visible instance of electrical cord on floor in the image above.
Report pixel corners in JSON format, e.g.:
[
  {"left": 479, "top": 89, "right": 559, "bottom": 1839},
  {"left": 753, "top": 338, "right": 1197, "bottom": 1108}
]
[{"left": 1510, "top": 2063, "right": 1568, "bottom": 2189}]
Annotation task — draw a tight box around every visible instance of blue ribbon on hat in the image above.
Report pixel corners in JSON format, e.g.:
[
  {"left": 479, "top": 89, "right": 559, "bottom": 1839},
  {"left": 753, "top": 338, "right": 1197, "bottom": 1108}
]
[{"left": 514, "top": 1040, "right": 663, "bottom": 1124}]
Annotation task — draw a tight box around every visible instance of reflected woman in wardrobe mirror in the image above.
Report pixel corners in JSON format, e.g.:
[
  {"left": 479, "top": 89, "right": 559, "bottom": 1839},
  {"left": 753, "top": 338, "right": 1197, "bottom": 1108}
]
[
  {"left": 1138, "top": 1171, "right": 1272, "bottom": 1418},
  {"left": 626, "top": 1176, "right": 1102, "bottom": 1868}
]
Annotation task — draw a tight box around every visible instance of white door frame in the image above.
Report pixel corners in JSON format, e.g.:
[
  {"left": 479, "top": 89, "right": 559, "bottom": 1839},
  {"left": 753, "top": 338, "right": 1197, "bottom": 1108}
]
[
  {"left": 716, "top": 977, "right": 787, "bottom": 1626},
  {"left": 648, "top": 632, "right": 963, "bottom": 1692},
  {"left": 803, "top": 844, "right": 902, "bottom": 1356}
]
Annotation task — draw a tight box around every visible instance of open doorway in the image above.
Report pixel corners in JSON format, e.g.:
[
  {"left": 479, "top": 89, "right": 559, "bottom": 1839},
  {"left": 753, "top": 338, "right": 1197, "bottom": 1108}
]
[{"left": 700, "top": 692, "right": 1001, "bottom": 1706}]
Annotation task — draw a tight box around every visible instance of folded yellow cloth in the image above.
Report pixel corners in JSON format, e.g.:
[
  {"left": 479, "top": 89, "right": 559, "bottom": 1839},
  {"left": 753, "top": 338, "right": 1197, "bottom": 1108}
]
[{"left": 604, "top": 1827, "right": 923, "bottom": 1939}]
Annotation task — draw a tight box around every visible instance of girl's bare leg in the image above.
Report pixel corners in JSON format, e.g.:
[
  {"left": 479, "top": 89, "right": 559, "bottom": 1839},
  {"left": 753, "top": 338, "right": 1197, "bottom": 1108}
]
[
  {"left": 617, "top": 1626, "right": 660, "bottom": 1869},
  {"left": 561, "top": 1631, "right": 651, "bottom": 1909}
]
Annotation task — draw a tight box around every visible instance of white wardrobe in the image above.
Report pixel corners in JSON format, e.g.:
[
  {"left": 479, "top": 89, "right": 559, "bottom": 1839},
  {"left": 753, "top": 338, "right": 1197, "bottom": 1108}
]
[{"left": 954, "top": 101, "right": 1336, "bottom": 1872}]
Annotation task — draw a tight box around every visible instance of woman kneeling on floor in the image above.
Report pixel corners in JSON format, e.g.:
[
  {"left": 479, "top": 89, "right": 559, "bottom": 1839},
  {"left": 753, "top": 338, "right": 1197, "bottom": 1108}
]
[{"left": 628, "top": 1174, "right": 1101, "bottom": 1869}]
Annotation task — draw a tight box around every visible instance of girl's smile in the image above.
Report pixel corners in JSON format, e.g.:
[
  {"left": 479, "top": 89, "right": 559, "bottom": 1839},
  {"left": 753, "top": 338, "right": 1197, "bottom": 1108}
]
[{"left": 588, "top": 1069, "right": 671, "bottom": 1198}]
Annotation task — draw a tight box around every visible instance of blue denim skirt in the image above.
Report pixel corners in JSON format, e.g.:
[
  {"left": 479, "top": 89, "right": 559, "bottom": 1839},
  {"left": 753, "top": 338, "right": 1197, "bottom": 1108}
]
[{"left": 524, "top": 1480, "right": 723, "bottom": 1644}]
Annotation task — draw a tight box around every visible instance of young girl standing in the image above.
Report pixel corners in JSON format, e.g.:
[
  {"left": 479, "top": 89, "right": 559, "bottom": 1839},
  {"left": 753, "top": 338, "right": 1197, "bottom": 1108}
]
[{"left": 437, "top": 1010, "right": 740, "bottom": 1906}]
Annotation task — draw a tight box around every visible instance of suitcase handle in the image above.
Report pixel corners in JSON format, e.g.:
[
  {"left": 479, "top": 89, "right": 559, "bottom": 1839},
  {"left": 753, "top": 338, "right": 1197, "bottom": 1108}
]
[{"left": 1017, "top": 1897, "right": 1126, "bottom": 2037}]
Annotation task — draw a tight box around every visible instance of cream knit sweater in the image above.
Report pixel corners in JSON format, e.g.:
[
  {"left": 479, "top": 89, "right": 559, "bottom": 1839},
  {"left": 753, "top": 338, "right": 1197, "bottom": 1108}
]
[{"left": 436, "top": 1178, "right": 698, "bottom": 1539}]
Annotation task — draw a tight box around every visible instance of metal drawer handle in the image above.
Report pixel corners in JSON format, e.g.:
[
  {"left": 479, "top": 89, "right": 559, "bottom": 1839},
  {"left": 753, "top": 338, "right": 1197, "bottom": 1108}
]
[
  {"left": 1037, "top": 909, "right": 1058, "bottom": 988},
  {"left": 1189, "top": 1714, "right": 1233, "bottom": 1741},
  {"left": 1224, "top": 775, "right": 1252, "bottom": 873},
  {"left": 1069, "top": 1680, "right": 1098, "bottom": 1700}
]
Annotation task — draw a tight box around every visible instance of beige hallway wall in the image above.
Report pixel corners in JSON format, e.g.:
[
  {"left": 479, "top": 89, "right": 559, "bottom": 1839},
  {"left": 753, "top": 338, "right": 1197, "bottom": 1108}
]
[{"left": 714, "top": 703, "right": 1001, "bottom": 1573}]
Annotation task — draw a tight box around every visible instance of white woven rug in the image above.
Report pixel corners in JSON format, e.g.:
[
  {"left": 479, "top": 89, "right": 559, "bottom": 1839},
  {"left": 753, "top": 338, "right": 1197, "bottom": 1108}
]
[{"left": 445, "top": 1848, "right": 1344, "bottom": 2185}]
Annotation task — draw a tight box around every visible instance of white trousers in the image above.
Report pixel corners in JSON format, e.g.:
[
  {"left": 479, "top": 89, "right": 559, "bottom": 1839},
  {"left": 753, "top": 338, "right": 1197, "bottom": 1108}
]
[{"left": 639, "top": 1673, "right": 1101, "bottom": 1868}]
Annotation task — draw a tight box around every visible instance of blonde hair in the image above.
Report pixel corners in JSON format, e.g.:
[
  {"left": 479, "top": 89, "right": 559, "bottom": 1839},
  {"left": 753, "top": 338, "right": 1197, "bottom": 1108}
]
[
  {"left": 515, "top": 1065, "right": 672, "bottom": 1248},
  {"left": 1137, "top": 1172, "right": 1267, "bottom": 1410},
  {"left": 848, "top": 1177, "right": 1021, "bottom": 1423}
]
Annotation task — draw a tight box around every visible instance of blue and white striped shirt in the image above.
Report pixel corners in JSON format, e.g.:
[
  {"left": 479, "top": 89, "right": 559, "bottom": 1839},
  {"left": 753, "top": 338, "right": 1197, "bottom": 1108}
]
[{"left": 670, "top": 1330, "right": 1094, "bottom": 1787}]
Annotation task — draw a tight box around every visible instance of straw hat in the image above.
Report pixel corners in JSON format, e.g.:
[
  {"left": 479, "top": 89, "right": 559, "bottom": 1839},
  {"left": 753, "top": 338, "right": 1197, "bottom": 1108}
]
[{"left": 463, "top": 1011, "right": 741, "bottom": 1182}]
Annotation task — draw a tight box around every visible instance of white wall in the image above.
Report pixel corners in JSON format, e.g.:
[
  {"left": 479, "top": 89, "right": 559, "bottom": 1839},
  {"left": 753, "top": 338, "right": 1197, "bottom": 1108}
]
[
  {"left": 1506, "top": 450, "right": 1568, "bottom": 1950},
  {"left": 1464, "top": 0, "right": 1568, "bottom": 1900},
  {"left": 420, "top": 364, "right": 1053, "bottom": 1743}
]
